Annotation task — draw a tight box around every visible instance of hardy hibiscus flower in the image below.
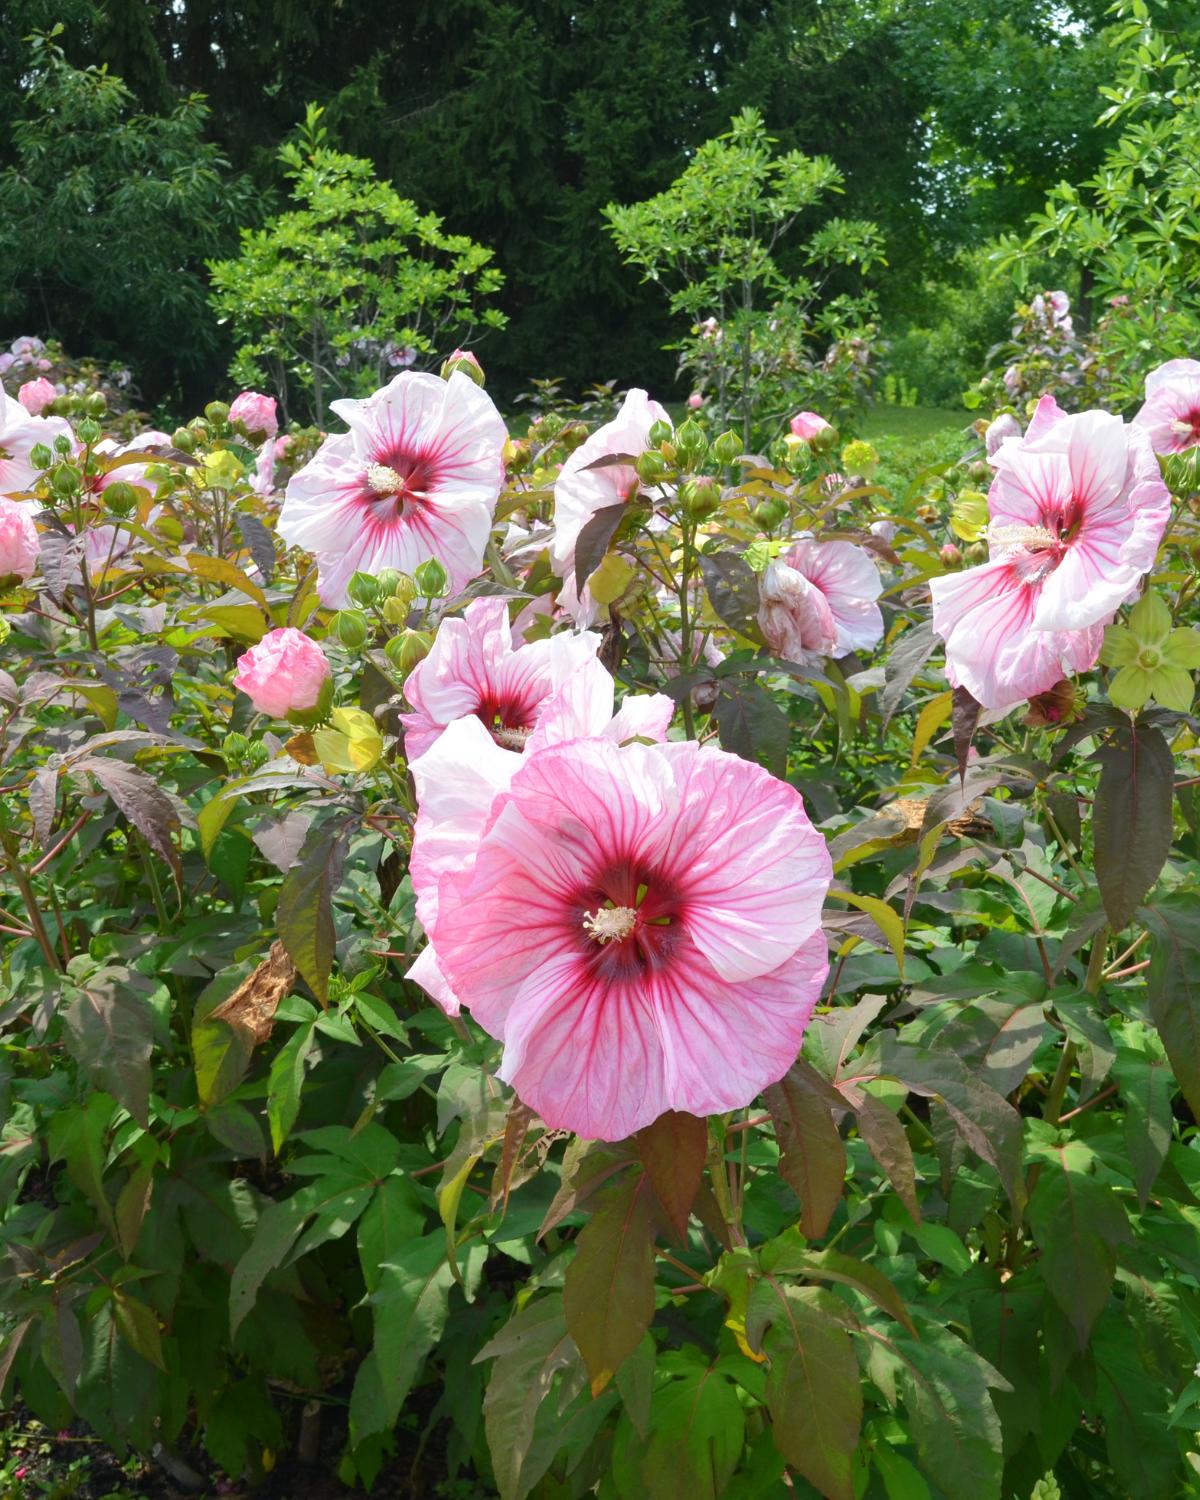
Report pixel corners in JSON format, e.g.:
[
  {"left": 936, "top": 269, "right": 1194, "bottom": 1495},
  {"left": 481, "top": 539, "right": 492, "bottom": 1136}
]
[
  {"left": 407, "top": 660, "right": 674, "bottom": 1021},
  {"left": 551, "top": 388, "right": 669, "bottom": 627},
  {"left": 0, "top": 389, "right": 72, "bottom": 498},
  {"left": 278, "top": 371, "right": 507, "bottom": 607},
  {"left": 931, "top": 397, "right": 1170, "bottom": 710},
  {"left": 414, "top": 734, "right": 831, "bottom": 1139},
  {"left": 1134, "top": 358, "right": 1200, "bottom": 455},
  {"left": 401, "top": 595, "right": 603, "bottom": 760},
  {"left": 757, "top": 539, "right": 884, "bottom": 665}
]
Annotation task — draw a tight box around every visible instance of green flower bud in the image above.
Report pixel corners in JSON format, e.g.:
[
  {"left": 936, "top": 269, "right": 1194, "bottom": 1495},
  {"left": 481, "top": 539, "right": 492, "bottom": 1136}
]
[
  {"left": 712, "top": 430, "right": 744, "bottom": 465},
  {"left": 77, "top": 417, "right": 101, "bottom": 446},
  {"left": 204, "top": 400, "right": 230, "bottom": 425},
  {"left": 85, "top": 391, "right": 108, "bottom": 418},
  {"left": 386, "top": 627, "right": 433, "bottom": 675},
  {"left": 635, "top": 450, "right": 668, "bottom": 485},
  {"left": 103, "top": 480, "right": 138, "bottom": 516},
  {"left": 332, "top": 609, "right": 370, "bottom": 649},
  {"left": 29, "top": 443, "right": 53, "bottom": 471},
  {"left": 52, "top": 464, "right": 81, "bottom": 496},
  {"left": 753, "top": 498, "right": 788, "bottom": 531},
  {"left": 53, "top": 434, "right": 74, "bottom": 456},
  {"left": 674, "top": 418, "right": 708, "bottom": 470},
  {"left": 391, "top": 573, "right": 417, "bottom": 608},
  {"left": 171, "top": 428, "right": 195, "bottom": 454},
  {"left": 222, "top": 731, "right": 250, "bottom": 762},
  {"left": 503, "top": 437, "right": 532, "bottom": 473},
  {"left": 245, "top": 740, "right": 270, "bottom": 770},
  {"left": 682, "top": 478, "right": 722, "bottom": 520},
  {"left": 375, "top": 568, "right": 402, "bottom": 596},
  {"left": 381, "top": 596, "right": 408, "bottom": 625},
  {"left": 810, "top": 423, "right": 839, "bottom": 455},
  {"left": 559, "top": 423, "right": 588, "bottom": 452},
  {"left": 647, "top": 418, "right": 673, "bottom": 448},
  {"left": 347, "top": 571, "right": 383, "bottom": 607},
  {"left": 440, "top": 349, "right": 486, "bottom": 386},
  {"left": 189, "top": 418, "right": 210, "bottom": 441},
  {"left": 413, "top": 558, "right": 449, "bottom": 597}
]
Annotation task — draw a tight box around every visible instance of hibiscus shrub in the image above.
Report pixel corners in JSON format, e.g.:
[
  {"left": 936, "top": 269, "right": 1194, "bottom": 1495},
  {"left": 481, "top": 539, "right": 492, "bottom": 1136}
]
[{"left": 2, "top": 348, "right": 1200, "bottom": 1500}]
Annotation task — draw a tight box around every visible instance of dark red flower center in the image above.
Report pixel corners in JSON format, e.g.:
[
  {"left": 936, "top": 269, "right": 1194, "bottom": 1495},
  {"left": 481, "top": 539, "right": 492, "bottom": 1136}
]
[
  {"left": 575, "top": 863, "right": 683, "bottom": 979},
  {"left": 363, "top": 447, "right": 442, "bottom": 516}
]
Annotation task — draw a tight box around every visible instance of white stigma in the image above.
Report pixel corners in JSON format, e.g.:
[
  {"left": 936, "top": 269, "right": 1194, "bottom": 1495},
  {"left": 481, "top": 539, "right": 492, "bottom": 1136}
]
[
  {"left": 986, "top": 522, "right": 1060, "bottom": 551},
  {"left": 583, "top": 906, "right": 638, "bottom": 944},
  {"left": 366, "top": 462, "right": 405, "bottom": 496}
]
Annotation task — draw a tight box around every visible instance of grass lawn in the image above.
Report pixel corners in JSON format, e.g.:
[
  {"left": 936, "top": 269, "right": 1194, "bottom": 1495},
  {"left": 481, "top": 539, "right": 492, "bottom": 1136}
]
[{"left": 861, "top": 403, "right": 968, "bottom": 441}]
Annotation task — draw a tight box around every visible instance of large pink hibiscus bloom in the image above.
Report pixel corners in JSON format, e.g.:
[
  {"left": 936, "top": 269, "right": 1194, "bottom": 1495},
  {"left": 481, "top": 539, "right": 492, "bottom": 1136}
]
[
  {"left": 418, "top": 735, "right": 831, "bottom": 1139},
  {"left": 931, "top": 397, "right": 1170, "bottom": 710},
  {"left": 406, "top": 659, "right": 674, "bottom": 1019},
  {"left": 401, "top": 595, "right": 602, "bottom": 760},
  {"left": 551, "top": 388, "right": 669, "bottom": 626},
  {"left": 278, "top": 371, "right": 507, "bottom": 606},
  {"left": 1134, "top": 358, "right": 1200, "bottom": 455},
  {"left": 0, "top": 389, "right": 73, "bottom": 498},
  {"left": 758, "top": 538, "right": 884, "bottom": 664}
]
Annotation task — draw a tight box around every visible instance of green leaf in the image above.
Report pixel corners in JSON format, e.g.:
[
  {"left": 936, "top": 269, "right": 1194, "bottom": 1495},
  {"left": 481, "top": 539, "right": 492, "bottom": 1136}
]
[
  {"left": 873, "top": 1039, "right": 1025, "bottom": 1211},
  {"left": 1093, "top": 722, "right": 1174, "bottom": 931},
  {"left": 826, "top": 889, "right": 905, "bottom": 976},
  {"left": 111, "top": 1289, "right": 166, "bottom": 1372},
  {"left": 476, "top": 1295, "right": 581, "bottom": 1500},
  {"left": 754, "top": 1283, "right": 862, "bottom": 1500},
  {"left": 76, "top": 756, "right": 181, "bottom": 885},
  {"left": 763, "top": 1060, "right": 846, "bottom": 1239},
  {"left": 1113, "top": 1036, "right": 1173, "bottom": 1209},
  {"left": 563, "top": 1174, "right": 656, "bottom": 1396},
  {"left": 1027, "top": 1139, "right": 1130, "bottom": 1349},
  {"left": 46, "top": 1094, "right": 117, "bottom": 1240},
  {"left": 872, "top": 1441, "right": 932, "bottom": 1500},
  {"left": 266, "top": 1015, "right": 317, "bottom": 1152},
  {"left": 888, "top": 1326, "right": 1006, "bottom": 1500},
  {"left": 356, "top": 1175, "right": 425, "bottom": 1295},
  {"left": 712, "top": 678, "right": 789, "bottom": 777},
  {"left": 60, "top": 971, "right": 156, "bottom": 1127},
  {"left": 639, "top": 1360, "right": 746, "bottom": 1500},
  {"left": 699, "top": 551, "right": 764, "bottom": 642},
  {"left": 757, "top": 1236, "right": 915, "bottom": 1334},
  {"left": 637, "top": 1110, "right": 708, "bottom": 1243},
  {"left": 1141, "top": 895, "right": 1200, "bottom": 1122},
  {"left": 851, "top": 1091, "right": 921, "bottom": 1223},
  {"left": 276, "top": 817, "right": 351, "bottom": 1003},
  {"left": 349, "top": 1232, "right": 456, "bottom": 1444},
  {"left": 1093, "top": 1314, "right": 1181, "bottom": 1500}
]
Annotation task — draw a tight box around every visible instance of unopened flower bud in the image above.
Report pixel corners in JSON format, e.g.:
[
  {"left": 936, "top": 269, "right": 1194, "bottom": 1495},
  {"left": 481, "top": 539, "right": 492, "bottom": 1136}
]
[
  {"left": 675, "top": 419, "right": 708, "bottom": 469},
  {"left": 53, "top": 434, "right": 73, "bottom": 456},
  {"left": 381, "top": 596, "right": 408, "bottom": 625},
  {"left": 29, "top": 443, "right": 53, "bottom": 471},
  {"left": 712, "top": 430, "right": 743, "bottom": 465},
  {"left": 440, "top": 348, "right": 485, "bottom": 385},
  {"left": 559, "top": 422, "right": 588, "bottom": 451},
  {"left": 84, "top": 391, "right": 107, "bottom": 418},
  {"left": 413, "top": 558, "right": 449, "bottom": 597},
  {"left": 77, "top": 418, "right": 101, "bottom": 446},
  {"left": 52, "top": 464, "right": 81, "bottom": 496},
  {"left": 222, "top": 731, "right": 250, "bottom": 762},
  {"left": 939, "top": 542, "right": 962, "bottom": 567},
  {"left": 103, "top": 481, "right": 138, "bottom": 516},
  {"left": 347, "top": 571, "right": 383, "bottom": 607},
  {"left": 503, "top": 437, "right": 532, "bottom": 473},
  {"left": 753, "top": 498, "right": 789, "bottom": 531},
  {"left": 332, "top": 609, "right": 370, "bottom": 648},
  {"left": 386, "top": 627, "right": 433, "bottom": 674},
  {"left": 965, "top": 541, "right": 988, "bottom": 564},
  {"left": 204, "top": 400, "right": 230, "bottom": 425},
  {"left": 171, "top": 428, "right": 195, "bottom": 453},
  {"left": 233, "top": 628, "right": 333, "bottom": 722},
  {"left": 683, "top": 478, "right": 721, "bottom": 520},
  {"left": 647, "top": 419, "right": 673, "bottom": 448},
  {"left": 809, "top": 423, "right": 839, "bottom": 455},
  {"left": 189, "top": 418, "right": 210, "bottom": 441},
  {"left": 245, "top": 740, "right": 270, "bottom": 769},
  {"left": 635, "top": 450, "right": 668, "bottom": 485}
]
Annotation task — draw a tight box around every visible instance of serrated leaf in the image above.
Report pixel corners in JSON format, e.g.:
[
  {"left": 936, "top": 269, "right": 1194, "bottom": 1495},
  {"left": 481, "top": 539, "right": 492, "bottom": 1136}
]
[
  {"left": 712, "top": 678, "right": 789, "bottom": 776},
  {"left": 76, "top": 756, "right": 181, "bottom": 884},
  {"left": 563, "top": 1175, "right": 656, "bottom": 1396},
  {"left": 764, "top": 1061, "right": 847, "bottom": 1238},
  {"left": 1113, "top": 1040, "right": 1172, "bottom": 1210},
  {"left": 889, "top": 1326, "right": 1006, "bottom": 1500},
  {"left": 637, "top": 1110, "right": 707, "bottom": 1243},
  {"left": 1141, "top": 896, "right": 1200, "bottom": 1122},
  {"left": 60, "top": 973, "right": 156, "bottom": 1127},
  {"left": 276, "top": 817, "right": 351, "bottom": 1003},
  {"left": 1027, "top": 1139, "right": 1130, "bottom": 1349}
]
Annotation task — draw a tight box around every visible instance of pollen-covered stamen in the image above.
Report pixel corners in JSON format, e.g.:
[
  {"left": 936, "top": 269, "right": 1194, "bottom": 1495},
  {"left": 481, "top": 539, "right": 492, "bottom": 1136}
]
[
  {"left": 987, "top": 522, "right": 1060, "bottom": 551},
  {"left": 492, "top": 725, "right": 532, "bottom": 750},
  {"left": 583, "top": 905, "right": 639, "bottom": 944},
  {"left": 366, "top": 462, "right": 406, "bottom": 496}
]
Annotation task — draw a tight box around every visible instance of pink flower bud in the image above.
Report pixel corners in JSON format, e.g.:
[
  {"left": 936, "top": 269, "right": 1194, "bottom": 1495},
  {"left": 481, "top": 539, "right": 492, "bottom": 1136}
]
[
  {"left": 273, "top": 434, "right": 294, "bottom": 460},
  {"left": 233, "top": 628, "right": 331, "bottom": 719},
  {"left": 17, "top": 377, "right": 57, "bottom": 416},
  {"left": 440, "top": 349, "right": 485, "bottom": 386},
  {"left": 789, "top": 410, "right": 831, "bottom": 441},
  {"left": 0, "top": 498, "right": 39, "bottom": 578},
  {"left": 939, "top": 542, "right": 962, "bottom": 567},
  {"left": 228, "top": 390, "right": 278, "bottom": 439},
  {"left": 985, "top": 412, "right": 1023, "bottom": 455},
  {"left": 687, "top": 392, "right": 704, "bottom": 410}
]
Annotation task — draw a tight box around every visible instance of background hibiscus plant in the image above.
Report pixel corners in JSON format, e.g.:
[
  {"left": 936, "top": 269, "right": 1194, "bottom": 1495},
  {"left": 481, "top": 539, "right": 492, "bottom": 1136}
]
[{"left": 3, "top": 339, "right": 1200, "bottom": 1500}]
